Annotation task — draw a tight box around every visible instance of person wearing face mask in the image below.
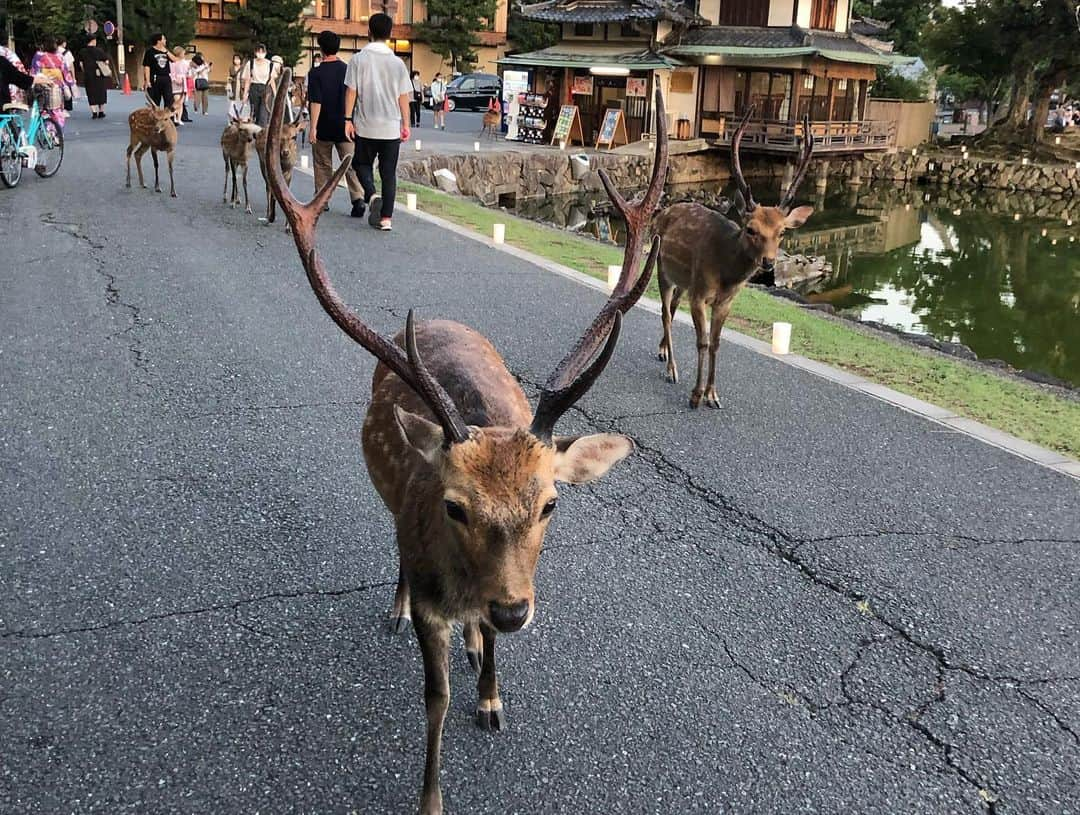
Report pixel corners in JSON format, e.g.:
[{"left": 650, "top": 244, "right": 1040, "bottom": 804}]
[{"left": 241, "top": 44, "right": 272, "bottom": 126}]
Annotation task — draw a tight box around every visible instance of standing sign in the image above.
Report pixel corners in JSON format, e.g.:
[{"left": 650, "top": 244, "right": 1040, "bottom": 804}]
[
  {"left": 595, "top": 108, "right": 629, "bottom": 150},
  {"left": 572, "top": 75, "right": 593, "bottom": 96},
  {"left": 551, "top": 104, "right": 585, "bottom": 146}
]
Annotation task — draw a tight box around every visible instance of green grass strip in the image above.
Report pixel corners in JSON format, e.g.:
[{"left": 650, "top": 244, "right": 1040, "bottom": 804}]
[{"left": 401, "top": 181, "right": 1080, "bottom": 460}]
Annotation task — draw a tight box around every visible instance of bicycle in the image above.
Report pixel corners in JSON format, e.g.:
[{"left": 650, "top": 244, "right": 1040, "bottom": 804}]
[{"left": 0, "top": 84, "right": 65, "bottom": 188}]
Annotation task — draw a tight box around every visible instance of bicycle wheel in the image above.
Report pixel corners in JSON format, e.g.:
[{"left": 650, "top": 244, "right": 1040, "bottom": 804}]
[
  {"left": 34, "top": 116, "right": 63, "bottom": 178},
  {"left": 0, "top": 126, "right": 22, "bottom": 188}
]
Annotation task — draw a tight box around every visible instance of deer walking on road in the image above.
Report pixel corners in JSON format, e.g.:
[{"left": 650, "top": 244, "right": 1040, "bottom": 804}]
[
  {"left": 266, "top": 70, "right": 668, "bottom": 815},
  {"left": 654, "top": 106, "right": 814, "bottom": 408},
  {"left": 125, "top": 93, "right": 178, "bottom": 197},
  {"left": 221, "top": 115, "right": 261, "bottom": 213},
  {"left": 256, "top": 118, "right": 299, "bottom": 227}
]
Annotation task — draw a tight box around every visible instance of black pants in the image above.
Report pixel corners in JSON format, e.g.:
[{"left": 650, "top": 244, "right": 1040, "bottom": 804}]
[
  {"left": 248, "top": 82, "right": 267, "bottom": 126},
  {"left": 410, "top": 96, "right": 421, "bottom": 127},
  {"left": 148, "top": 75, "right": 173, "bottom": 109},
  {"left": 352, "top": 137, "right": 401, "bottom": 219}
]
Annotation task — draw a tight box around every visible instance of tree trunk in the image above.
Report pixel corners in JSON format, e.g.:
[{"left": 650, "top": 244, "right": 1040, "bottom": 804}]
[
  {"left": 1003, "top": 66, "right": 1034, "bottom": 130},
  {"left": 1025, "top": 66, "right": 1068, "bottom": 144}
]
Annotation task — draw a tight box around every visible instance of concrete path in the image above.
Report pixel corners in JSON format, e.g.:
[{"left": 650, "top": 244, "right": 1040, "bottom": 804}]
[{"left": 1, "top": 92, "right": 1077, "bottom": 815}]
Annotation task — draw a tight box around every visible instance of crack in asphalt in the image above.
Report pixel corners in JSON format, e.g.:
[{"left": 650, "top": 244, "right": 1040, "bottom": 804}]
[
  {"left": 0, "top": 580, "right": 395, "bottom": 640},
  {"left": 39, "top": 213, "right": 152, "bottom": 376}
]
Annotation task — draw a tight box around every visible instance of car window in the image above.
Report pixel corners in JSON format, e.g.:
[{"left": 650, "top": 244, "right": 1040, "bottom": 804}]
[{"left": 458, "top": 79, "right": 476, "bottom": 90}]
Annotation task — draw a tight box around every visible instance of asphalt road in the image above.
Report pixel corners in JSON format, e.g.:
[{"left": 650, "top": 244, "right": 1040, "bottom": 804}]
[{"left": 1, "top": 93, "right": 1078, "bottom": 815}]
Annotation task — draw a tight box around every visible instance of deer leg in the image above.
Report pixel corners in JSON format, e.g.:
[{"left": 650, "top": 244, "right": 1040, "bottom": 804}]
[
  {"left": 125, "top": 143, "right": 135, "bottom": 188},
  {"left": 134, "top": 144, "right": 149, "bottom": 189},
  {"left": 475, "top": 623, "right": 505, "bottom": 731},
  {"left": 390, "top": 563, "right": 411, "bottom": 633},
  {"left": 413, "top": 611, "right": 450, "bottom": 815},
  {"left": 688, "top": 297, "right": 710, "bottom": 409},
  {"left": 150, "top": 148, "right": 161, "bottom": 193},
  {"left": 224, "top": 158, "right": 232, "bottom": 205},
  {"left": 242, "top": 162, "right": 252, "bottom": 214},
  {"left": 463, "top": 621, "right": 482, "bottom": 674},
  {"left": 703, "top": 300, "right": 733, "bottom": 410},
  {"left": 167, "top": 148, "right": 176, "bottom": 198}
]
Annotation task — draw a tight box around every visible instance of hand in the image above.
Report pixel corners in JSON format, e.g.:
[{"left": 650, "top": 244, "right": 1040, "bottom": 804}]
[
  {"left": 400, "top": 125, "right": 410, "bottom": 142},
  {"left": 310, "top": 133, "right": 317, "bottom": 144},
  {"left": 345, "top": 120, "right": 356, "bottom": 141}
]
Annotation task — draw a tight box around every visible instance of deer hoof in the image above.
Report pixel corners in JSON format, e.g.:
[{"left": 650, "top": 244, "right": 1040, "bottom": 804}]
[
  {"left": 666, "top": 368, "right": 679, "bottom": 384},
  {"left": 245, "top": 206, "right": 253, "bottom": 214},
  {"left": 389, "top": 613, "right": 411, "bottom": 634},
  {"left": 466, "top": 648, "right": 482, "bottom": 674},
  {"left": 476, "top": 699, "right": 505, "bottom": 731},
  {"left": 689, "top": 392, "right": 703, "bottom": 409},
  {"left": 657, "top": 347, "right": 668, "bottom": 361},
  {"left": 171, "top": 192, "right": 177, "bottom": 198}
]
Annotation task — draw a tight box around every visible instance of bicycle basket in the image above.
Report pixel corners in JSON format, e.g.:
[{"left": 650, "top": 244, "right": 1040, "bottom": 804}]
[{"left": 32, "top": 83, "right": 63, "bottom": 111}]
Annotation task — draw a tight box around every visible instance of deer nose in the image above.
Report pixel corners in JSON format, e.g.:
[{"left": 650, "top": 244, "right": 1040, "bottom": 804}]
[
  {"left": 489, "top": 600, "right": 530, "bottom": 633},
  {"left": 760, "top": 257, "right": 776, "bottom": 272}
]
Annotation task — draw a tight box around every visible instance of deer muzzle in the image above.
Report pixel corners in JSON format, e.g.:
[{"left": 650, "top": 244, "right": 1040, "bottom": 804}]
[{"left": 488, "top": 599, "right": 531, "bottom": 633}]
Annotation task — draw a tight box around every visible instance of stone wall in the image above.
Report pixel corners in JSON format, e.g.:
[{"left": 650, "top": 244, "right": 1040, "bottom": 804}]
[{"left": 837, "top": 152, "right": 1080, "bottom": 196}]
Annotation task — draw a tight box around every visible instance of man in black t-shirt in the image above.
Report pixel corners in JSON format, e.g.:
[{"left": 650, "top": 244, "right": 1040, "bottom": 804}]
[
  {"left": 142, "top": 33, "right": 176, "bottom": 109},
  {"left": 307, "top": 30, "right": 364, "bottom": 215}
]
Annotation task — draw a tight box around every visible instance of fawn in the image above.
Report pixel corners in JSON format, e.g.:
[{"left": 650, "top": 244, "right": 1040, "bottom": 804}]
[
  {"left": 221, "top": 114, "right": 261, "bottom": 213},
  {"left": 125, "top": 93, "right": 178, "bottom": 197}
]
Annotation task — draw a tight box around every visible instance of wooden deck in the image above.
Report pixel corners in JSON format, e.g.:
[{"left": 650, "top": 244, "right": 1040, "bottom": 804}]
[{"left": 703, "top": 117, "right": 895, "bottom": 155}]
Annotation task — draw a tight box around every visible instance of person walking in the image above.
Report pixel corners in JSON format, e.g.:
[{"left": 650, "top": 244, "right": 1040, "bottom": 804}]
[
  {"left": 142, "top": 33, "right": 178, "bottom": 111},
  {"left": 170, "top": 46, "right": 191, "bottom": 124},
  {"left": 344, "top": 12, "right": 412, "bottom": 231},
  {"left": 241, "top": 44, "right": 272, "bottom": 126},
  {"left": 227, "top": 53, "right": 244, "bottom": 117},
  {"left": 409, "top": 69, "right": 422, "bottom": 128},
  {"left": 31, "top": 36, "right": 74, "bottom": 126},
  {"left": 78, "top": 35, "right": 109, "bottom": 119},
  {"left": 57, "top": 38, "right": 76, "bottom": 110},
  {"left": 307, "top": 30, "right": 365, "bottom": 216},
  {"left": 191, "top": 53, "right": 211, "bottom": 115},
  {"left": 430, "top": 71, "right": 446, "bottom": 129}
]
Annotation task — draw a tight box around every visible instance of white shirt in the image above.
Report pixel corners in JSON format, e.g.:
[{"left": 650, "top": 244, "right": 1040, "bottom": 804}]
[
  {"left": 344, "top": 42, "right": 412, "bottom": 140},
  {"left": 430, "top": 78, "right": 445, "bottom": 101}
]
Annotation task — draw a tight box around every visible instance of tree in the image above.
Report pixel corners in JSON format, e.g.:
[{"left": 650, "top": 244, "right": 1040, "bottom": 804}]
[
  {"left": 4, "top": 0, "right": 82, "bottom": 56},
  {"left": 870, "top": 68, "right": 929, "bottom": 102},
  {"left": 851, "top": 0, "right": 940, "bottom": 55},
  {"left": 415, "top": 0, "right": 498, "bottom": 73},
  {"left": 232, "top": 0, "right": 307, "bottom": 65},
  {"left": 506, "top": 8, "right": 559, "bottom": 55},
  {"left": 119, "top": 0, "right": 195, "bottom": 86}
]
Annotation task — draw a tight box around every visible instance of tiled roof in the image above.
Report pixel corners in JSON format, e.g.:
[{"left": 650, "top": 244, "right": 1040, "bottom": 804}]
[
  {"left": 663, "top": 25, "right": 907, "bottom": 65},
  {"left": 518, "top": 0, "right": 705, "bottom": 26},
  {"left": 498, "top": 45, "right": 680, "bottom": 69}
]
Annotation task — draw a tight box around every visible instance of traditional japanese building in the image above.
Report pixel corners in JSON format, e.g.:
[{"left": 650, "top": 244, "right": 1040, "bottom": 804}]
[{"left": 503, "top": 0, "right": 907, "bottom": 151}]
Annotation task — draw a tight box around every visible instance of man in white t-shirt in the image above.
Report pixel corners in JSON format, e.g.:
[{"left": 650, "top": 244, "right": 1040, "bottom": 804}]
[{"left": 344, "top": 13, "right": 413, "bottom": 231}]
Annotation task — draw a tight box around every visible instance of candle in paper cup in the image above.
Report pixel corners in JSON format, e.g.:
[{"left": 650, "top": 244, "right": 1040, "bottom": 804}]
[
  {"left": 415, "top": 139, "right": 422, "bottom": 151},
  {"left": 406, "top": 192, "right": 417, "bottom": 211},
  {"left": 771, "top": 322, "right": 792, "bottom": 355},
  {"left": 474, "top": 141, "right": 480, "bottom": 151},
  {"left": 1013, "top": 213, "right": 1021, "bottom": 221},
  {"left": 559, "top": 140, "right": 567, "bottom": 151},
  {"left": 606, "top": 265, "right": 621, "bottom": 292},
  {"left": 300, "top": 154, "right": 309, "bottom": 169},
  {"left": 1021, "top": 157, "right": 1029, "bottom": 166},
  {"left": 493, "top": 223, "right": 505, "bottom": 244}
]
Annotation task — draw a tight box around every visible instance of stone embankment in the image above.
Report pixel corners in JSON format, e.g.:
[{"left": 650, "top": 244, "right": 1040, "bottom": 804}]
[{"left": 843, "top": 151, "right": 1080, "bottom": 196}]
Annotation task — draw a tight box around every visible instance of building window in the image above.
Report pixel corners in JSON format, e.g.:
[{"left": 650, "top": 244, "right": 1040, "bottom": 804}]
[
  {"left": 810, "top": 0, "right": 838, "bottom": 29},
  {"left": 322, "top": 0, "right": 334, "bottom": 18},
  {"left": 344, "top": 0, "right": 352, "bottom": 18},
  {"left": 717, "top": 0, "right": 768, "bottom": 27},
  {"left": 574, "top": 23, "right": 595, "bottom": 36}
]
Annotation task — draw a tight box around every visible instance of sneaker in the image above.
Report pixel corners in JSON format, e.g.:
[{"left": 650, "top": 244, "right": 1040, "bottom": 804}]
[
  {"left": 367, "top": 195, "right": 382, "bottom": 228},
  {"left": 378, "top": 218, "right": 393, "bottom": 231},
  {"left": 350, "top": 198, "right": 366, "bottom": 218}
]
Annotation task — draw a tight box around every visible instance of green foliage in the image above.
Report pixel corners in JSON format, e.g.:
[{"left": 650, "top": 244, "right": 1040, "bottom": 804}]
[
  {"left": 506, "top": 9, "right": 559, "bottom": 55},
  {"left": 870, "top": 67, "right": 929, "bottom": 101},
  {"left": 122, "top": 0, "right": 196, "bottom": 47},
  {"left": 415, "top": 0, "right": 498, "bottom": 72},
  {"left": 232, "top": 0, "right": 308, "bottom": 65},
  {"left": 4, "top": 0, "right": 82, "bottom": 50}
]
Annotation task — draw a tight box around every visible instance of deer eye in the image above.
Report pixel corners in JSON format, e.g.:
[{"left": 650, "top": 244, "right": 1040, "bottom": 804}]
[
  {"left": 444, "top": 500, "right": 468, "bottom": 525},
  {"left": 745, "top": 227, "right": 758, "bottom": 238},
  {"left": 540, "top": 497, "right": 558, "bottom": 519}
]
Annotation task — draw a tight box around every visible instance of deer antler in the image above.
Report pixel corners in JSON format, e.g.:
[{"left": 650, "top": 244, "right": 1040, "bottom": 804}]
[
  {"left": 730, "top": 105, "right": 757, "bottom": 212},
  {"left": 778, "top": 112, "right": 815, "bottom": 212},
  {"left": 530, "top": 87, "right": 668, "bottom": 441},
  {"left": 266, "top": 68, "right": 470, "bottom": 446}
]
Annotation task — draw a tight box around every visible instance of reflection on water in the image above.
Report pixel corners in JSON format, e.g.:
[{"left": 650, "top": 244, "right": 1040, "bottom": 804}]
[{"left": 507, "top": 181, "right": 1080, "bottom": 386}]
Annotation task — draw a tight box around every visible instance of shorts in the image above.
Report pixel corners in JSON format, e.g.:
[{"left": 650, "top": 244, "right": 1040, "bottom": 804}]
[{"left": 148, "top": 76, "right": 174, "bottom": 109}]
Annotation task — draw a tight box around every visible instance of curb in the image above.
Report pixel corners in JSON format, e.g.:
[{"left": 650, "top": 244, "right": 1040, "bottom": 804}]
[{"left": 294, "top": 166, "right": 1079, "bottom": 481}]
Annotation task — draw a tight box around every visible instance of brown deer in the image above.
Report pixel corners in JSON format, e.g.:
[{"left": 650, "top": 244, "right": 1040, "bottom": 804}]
[
  {"left": 653, "top": 106, "right": 814, "bottom": 408},
  {"left": 266, "top": 70, "right": 667, "bottom": 815},
  {"left": 256, "top": 118, "right": 299, "bottom": 227},
  {"left": 479, "top": 108, "right": 501, "bottom": 139},
  {"left": 125, "top": 93, "right": 177, "bottom": 198},
  {"left": 221, "top": 114, "right": 262, "bottom": 213}
]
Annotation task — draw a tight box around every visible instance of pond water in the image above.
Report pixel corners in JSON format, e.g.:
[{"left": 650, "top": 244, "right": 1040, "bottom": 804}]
[{"left": 506, "top": 180, "right": 1080, "bottom": 387}]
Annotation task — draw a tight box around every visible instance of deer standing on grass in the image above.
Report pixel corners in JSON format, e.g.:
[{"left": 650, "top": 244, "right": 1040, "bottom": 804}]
[
  {"left": 125, "top": 93, "right": 177, "bottom": 198},
  {"left": 256, "top": 118, "right": 299, "bottom": 227},
  {"left": 221, "top": 115, "right": 262, "bottom": 213},
  {"left": 266, "top": 71, "right": 668, "bottom": 815},
  {"left": 654, "top": 106, "right": 814, "bottom": 408}
]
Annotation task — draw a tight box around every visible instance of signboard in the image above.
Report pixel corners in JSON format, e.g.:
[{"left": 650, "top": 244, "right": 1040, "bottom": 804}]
[
  {"left": 103, "top": 20, "right": 116, "bottom": 37},
  {"left": 572, "top": 75, "right": 593, "bottom": 96},
  {"left": 595, "top": 108, "right": 629, "bottom": 150},
  {"left": 84, "top": 19, "right": 98, "bottom": 34},
  {"left": 625, "top": 78, "right": 647, "bottom": 97},
  {"left": 551, "top": 104, "right": 585, "bottom": 146}
]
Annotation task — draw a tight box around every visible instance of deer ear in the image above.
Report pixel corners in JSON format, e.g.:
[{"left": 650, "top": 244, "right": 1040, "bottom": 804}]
[
  {"left": 785, "top": 206, "right": 814, "bottom": 229},
  {"left": 552, "top": 434, "right": 633, "bottom": 484},
  {"left": 394, "top": 405, "right": 443, "bottom": 462},
  {"left": 732, "top": 189, "right": 747, "bottom": 219}
]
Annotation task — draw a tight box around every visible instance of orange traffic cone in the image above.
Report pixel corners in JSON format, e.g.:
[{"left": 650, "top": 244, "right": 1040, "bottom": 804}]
[{"left": 122, "top": 74, "right": 131, "bottom": 95}]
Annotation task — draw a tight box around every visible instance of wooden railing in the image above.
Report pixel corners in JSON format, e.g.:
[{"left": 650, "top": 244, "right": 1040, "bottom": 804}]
[{"left": 703, "top": 116, "right": 896, "bottom": 153}]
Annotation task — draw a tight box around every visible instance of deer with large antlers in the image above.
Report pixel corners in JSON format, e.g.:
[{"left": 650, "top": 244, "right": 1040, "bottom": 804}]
[
  {"left": 654, "top": 106, "right": 814, "bottom": 408},
  {"left": 266, "top": 70, "right": 668, "bottom": 815}
]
